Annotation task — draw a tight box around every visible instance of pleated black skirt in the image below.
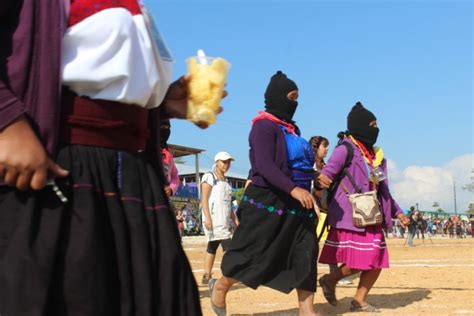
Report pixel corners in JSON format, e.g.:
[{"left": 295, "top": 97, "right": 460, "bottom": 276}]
[
  {"left": 0, "top": 145, "right": 201, "bottom": 316},
  {"left": 221, "top": 184, "right": 318, "bottom": 294}
]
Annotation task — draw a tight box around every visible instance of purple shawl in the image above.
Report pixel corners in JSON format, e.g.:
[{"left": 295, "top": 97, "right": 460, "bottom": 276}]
[{"left": 0, "top": 0, "right": 65, "bottom": 155}]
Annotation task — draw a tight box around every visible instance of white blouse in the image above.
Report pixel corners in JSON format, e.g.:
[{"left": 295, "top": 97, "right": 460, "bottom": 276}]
[{"left": 61, "top": 4, "right": 173, "bottom": 109}]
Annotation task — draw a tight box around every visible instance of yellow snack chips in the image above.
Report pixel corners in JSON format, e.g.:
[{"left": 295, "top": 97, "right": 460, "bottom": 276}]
[{"left": 186, "top": 55, "right": 230, "bottom": 125}]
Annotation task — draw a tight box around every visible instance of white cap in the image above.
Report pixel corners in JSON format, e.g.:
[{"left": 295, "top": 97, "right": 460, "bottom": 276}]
[{"left": 214, "top": 151, "right": 235, "bottom": 162}]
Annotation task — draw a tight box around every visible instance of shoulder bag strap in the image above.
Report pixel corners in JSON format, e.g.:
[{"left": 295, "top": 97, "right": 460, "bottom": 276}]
[{"left": 340, "top": 169, "right": 362, "bottom": 194}]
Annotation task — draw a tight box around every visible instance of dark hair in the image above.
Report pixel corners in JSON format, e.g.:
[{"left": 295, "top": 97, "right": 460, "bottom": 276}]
[
  {"left": 309, "top": 136, "right": 329, "bottom": 155},
  {"left": 309, "top": 136, "right": 329, "bottom": 170}
]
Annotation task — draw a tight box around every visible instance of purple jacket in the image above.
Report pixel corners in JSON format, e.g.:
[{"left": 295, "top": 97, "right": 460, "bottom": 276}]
[
  {"left": 322, "top": 137, "right": 402, "bottom": 232},
  {"left": 248, "top": 119, "right": 297, "bottom": 194},
  {"left": 0, "top": 0, "right": 65, "bottom": 155}
]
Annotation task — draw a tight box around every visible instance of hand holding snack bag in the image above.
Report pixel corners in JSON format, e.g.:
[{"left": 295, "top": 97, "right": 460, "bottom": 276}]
[{"left": 186, "top": 49, "right": 230, "bottom": 125}]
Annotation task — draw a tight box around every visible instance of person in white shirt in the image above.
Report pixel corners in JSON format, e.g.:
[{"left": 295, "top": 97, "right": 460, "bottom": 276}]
[{"left": 201, "top": 152, "right": 239, "bottom": 284}]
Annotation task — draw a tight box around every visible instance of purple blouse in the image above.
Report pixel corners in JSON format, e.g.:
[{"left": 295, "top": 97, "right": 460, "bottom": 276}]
[{"left": 248, "top": 119, "right": 297, "bottom": 194}]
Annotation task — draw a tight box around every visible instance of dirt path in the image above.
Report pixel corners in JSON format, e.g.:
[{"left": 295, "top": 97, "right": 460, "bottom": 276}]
[{"left": 183, "top": 236, "right": 474, "bottom": 315}]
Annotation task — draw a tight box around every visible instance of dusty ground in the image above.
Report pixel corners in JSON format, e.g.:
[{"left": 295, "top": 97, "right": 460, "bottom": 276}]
[{"left": 182, "top": 235, "right": 474, "bottom": 315}]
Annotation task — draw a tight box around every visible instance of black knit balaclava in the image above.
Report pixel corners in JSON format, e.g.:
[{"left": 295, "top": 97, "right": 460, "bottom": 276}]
[
  {"left": 346, "top": 102, "right": 379, "bottom": 148},
  {"left": 160, "top": 119, "right": 171, "bottom": 148},
  {"left": 264, "top": 71, "right": 299, "bottom": 122}
]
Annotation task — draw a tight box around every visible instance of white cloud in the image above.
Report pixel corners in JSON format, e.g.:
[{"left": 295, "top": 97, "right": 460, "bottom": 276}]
[
  {"left": 388, "top": 154, "right": 474, "bottom": 213},
  {"left": 386, "top": 158, "right": 402, "bottom": 182}
]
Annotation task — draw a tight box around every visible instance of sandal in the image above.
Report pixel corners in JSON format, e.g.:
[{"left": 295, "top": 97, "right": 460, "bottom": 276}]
[
  {"left": 350, "top": 300, "right": 381, "bottom": 313},
  {"left": 318, "top": 275, "right": 338, "bottom": 306},
  {"left": 209, "top": 278, "right": 226, "bottom": 316}
]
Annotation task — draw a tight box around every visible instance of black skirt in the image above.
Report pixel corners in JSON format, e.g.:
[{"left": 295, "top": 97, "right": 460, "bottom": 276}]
[
  {"left": 221, "top": 184, "right": 318, "bottom": 294},
  {"left": 0, "top": 145, "right": 201, "bottom": 316}
]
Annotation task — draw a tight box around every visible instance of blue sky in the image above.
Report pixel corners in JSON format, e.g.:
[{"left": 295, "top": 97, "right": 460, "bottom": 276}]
[{"left": 149, "top": 0, "right": 473, "bottom": 211}]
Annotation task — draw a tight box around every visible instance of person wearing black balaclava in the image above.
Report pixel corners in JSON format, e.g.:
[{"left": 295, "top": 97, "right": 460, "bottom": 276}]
[
  {"left": 316, "top": 102, "right": 409, "bottom": 313},
  {"left": 346, "top": 102, "right": 380, "bottom": 149},
  {"left": 209, "top": 71, "right": 320, "bottom": 316},
  {"left": 160, "top": 119, "right": 179, "bottom": 197},
  {"left": 160, "top": 119, "right": 171, "bottom": 148},
  {"left": 264, "top": 70, "right": 299, "bottom": 122}
]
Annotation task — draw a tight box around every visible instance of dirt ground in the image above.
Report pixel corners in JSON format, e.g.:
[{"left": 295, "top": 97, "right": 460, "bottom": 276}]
[{"left": 182, "top": 235, "right": 474, "bottom": 315}]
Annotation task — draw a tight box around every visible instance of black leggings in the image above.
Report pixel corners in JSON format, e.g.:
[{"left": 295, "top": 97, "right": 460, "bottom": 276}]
[{"left": 206, "top": 239, "right": 231, "bottom": 255}]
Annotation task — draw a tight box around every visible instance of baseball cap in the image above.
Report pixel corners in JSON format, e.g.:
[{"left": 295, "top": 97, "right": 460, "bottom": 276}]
[{"left": 214, "top": 151, "right": 235, "bottom": 162}]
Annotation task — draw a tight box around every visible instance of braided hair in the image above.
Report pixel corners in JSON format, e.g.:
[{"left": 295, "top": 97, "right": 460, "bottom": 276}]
[{"left": 309, "top": 136, "right": 329, "bottom": 170}]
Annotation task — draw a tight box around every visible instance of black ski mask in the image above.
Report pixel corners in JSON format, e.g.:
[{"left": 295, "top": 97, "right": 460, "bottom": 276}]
[
  {"left": 160, "top": 119, "right": 171, "bottom": 148},
  {"left": 264, "top": 71, "right": 298, "bottom": 122},
  {"left": 346, "top": 102, "right": 379, "bottom": 148}
]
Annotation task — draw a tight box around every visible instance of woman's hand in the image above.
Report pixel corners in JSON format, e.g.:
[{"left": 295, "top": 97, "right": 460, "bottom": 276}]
[
  {"left": 161, "top": 76, "right": 227, "bottom": 129},
  {"left": 0, "top": 117, "right": 69, "bottom": 191},
  {"left": 317, "top": 173, "right": 332, "bottom": 189},
  {"left": 204, "top": 218, "right": 213, "bottom": 230},
  {"left": 290, "top": 187, "right": 314, "bottom": 209}
]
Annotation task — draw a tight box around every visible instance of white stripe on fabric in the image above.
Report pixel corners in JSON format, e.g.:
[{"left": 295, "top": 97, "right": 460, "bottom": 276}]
[
  {"left": 325, "top": 240, "right": 387, "bottom": 245},
  {"left": 323, "top": 243, "right": 387, "bottom": 251},
  {"left": 324, "top": 240, "right": 386, "bottom": 247}
]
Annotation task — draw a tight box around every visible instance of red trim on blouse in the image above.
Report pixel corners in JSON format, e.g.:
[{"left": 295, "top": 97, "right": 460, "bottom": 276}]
[{"left": 68, "top": 0, "right": 142, "bottom": 27}]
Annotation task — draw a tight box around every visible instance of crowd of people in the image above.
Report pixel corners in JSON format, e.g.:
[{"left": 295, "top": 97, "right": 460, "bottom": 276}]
[
  {"left": 392, "top": 211, "right": 474, "bottom": 242},
  {"left": 175, "top": 205, "right": 203, "bottom": 237}
]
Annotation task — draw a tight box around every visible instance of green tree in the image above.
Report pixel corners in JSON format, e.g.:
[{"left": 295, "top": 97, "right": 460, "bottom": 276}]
[{"left": 466, "top": 203, "right": 474, "bottom": 215}]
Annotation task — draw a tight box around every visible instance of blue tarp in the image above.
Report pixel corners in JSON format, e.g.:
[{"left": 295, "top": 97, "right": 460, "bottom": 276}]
[{"left": 175, "top": 186, "right": 198, "bottom": 199}]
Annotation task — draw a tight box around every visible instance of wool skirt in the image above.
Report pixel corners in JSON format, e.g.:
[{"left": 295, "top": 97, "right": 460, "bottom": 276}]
[
  {"left": 319, "top": 225, "right": 389, "bottom": 270},
  {"left": 0, "top": 145, "right": 201, "bottom": 316},
  {"left": 221, "top": 184, "right": 318, "bottom": 294}
]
